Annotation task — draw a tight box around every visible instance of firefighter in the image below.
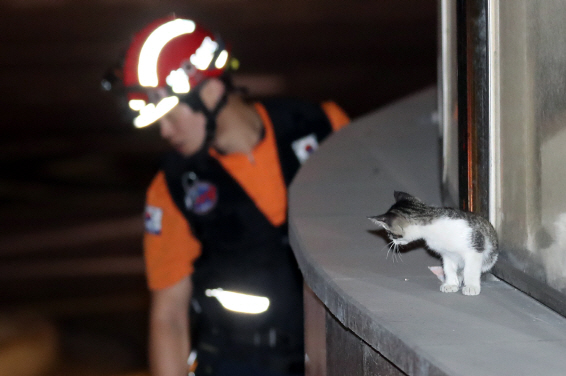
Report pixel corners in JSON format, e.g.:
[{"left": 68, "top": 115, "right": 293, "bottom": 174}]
[{"left": 103, "top": 15, "right": 349, "bottom": 376}]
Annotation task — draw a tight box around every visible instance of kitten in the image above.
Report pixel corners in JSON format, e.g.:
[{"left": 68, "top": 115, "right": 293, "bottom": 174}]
[{"left": 368, "top": 191, "right": 498, "bottom": 296}]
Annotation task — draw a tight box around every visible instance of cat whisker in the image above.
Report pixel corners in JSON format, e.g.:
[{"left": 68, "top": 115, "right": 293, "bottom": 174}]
[
  {"left": 396, "top": 244, "right": 404, "bottom": 263},
  {"left": 385, "top": 241, "right": 394, "bottom": 260},
  {"left": 391, "top": 242, "right": 398, "bottom": 263},
  {"left": 391, "top": 242, "right": 404, "bottom": 263}
]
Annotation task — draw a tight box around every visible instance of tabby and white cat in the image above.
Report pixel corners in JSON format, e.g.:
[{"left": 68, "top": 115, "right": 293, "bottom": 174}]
[{"left": 368, "top": 191, "right": 498, "bottom": 296}]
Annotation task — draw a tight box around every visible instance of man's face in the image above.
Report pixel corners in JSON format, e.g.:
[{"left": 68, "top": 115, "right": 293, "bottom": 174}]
[{"left": 158, "top": 102, "right": 207, "bottom": 157}]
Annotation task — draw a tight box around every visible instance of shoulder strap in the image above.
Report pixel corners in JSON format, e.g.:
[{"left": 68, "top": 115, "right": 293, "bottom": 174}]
[
  {"left": 160, "top": 151, "right": 212, "bottom": 236},
  {"left": 261, "top": 98, "right": 333, "bottom": 186}
]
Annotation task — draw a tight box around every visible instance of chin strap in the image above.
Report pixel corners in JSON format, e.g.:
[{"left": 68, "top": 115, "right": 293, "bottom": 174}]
[
  {"left": 202, "top": 90, "right": 229, "bottom": 145},
  {"left": 181, "top": 85, "right": 230, "bottom": 148}
]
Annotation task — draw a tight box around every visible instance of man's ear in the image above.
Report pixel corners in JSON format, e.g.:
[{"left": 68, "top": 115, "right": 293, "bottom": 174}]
[{"left": 367, "top": 213, "right": 393, "bottom": 230}]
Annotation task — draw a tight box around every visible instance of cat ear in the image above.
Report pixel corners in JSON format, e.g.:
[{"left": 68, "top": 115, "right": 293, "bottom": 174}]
[
  {"left": 393, "top": 191, "right": 418, "bottom": 202},
  {"left": 367, "top": 213, "right": 393, "bottom": 230}
]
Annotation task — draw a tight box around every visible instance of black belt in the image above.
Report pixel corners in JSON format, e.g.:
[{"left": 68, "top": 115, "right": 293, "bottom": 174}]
[{"left": 198, "top": 326, "right": 298, "bottom": 351}]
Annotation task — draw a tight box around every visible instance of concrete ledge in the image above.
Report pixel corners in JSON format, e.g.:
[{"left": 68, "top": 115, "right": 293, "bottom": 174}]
[{"left": 289, "top": 88, "right": 566, "bottom": 376}]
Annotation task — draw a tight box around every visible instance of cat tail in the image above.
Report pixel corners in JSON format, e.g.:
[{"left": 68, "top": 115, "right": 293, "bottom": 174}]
[{"left": 481, "top": 252, "right": 499, "bottom": 272}]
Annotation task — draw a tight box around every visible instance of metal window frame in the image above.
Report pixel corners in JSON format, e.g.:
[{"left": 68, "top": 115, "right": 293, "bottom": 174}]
[{"left": 453, "top": 0, "right": 566, "bottom": 318}]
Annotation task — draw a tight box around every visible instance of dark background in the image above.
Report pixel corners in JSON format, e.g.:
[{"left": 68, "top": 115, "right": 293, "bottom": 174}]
[{"left": 0, "top": 1, "right": 437, "bottom": 374}]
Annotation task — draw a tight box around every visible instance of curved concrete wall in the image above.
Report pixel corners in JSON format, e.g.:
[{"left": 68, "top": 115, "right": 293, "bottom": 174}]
[{"left": 289, "top": 88, "right": 566, "bottom": 376}]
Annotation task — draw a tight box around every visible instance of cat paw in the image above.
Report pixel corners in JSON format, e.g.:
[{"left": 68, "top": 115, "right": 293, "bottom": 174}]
[
  {"left": 440, "top": 284, "right": 459, "bottom": 293},
  {"left": 462, "top": 285, "right": 481, "bottom": 296}
]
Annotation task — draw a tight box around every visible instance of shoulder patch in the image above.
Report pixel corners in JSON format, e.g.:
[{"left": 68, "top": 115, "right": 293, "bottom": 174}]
[
  {"left": 292, "top": 133, "right": 319, "bottom": 164},
  {"left": 144, "top": 205, "right": 163, "bottom": 235}
]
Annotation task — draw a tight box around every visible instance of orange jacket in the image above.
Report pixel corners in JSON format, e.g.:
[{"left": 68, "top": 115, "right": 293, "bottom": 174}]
[{"left": 143, "top": 100, "right": 349, "bottom": 290}]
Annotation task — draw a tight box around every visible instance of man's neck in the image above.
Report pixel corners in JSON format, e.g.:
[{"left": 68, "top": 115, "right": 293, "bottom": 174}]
[{"left": 212, "top": 95, "right": 263, "bottom": 155}]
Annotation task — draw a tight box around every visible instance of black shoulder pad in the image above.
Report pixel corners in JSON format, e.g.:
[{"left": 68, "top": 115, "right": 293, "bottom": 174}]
[{"left": 261, "top": 98, "right": 333, "bottom": 185}]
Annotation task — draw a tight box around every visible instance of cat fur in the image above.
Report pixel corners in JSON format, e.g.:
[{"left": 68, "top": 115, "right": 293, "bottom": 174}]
[{"left": 368, "top": 191, "right": 498, "bottom": 296}]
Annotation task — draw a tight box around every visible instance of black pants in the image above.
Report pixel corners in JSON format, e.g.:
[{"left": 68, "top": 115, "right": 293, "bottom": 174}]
[
  {"left": 195, "top": 354, "right": 303, "bottom": 376},
  {"left": 193, "top": 336, "right": 304, "bottom": 376}
]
